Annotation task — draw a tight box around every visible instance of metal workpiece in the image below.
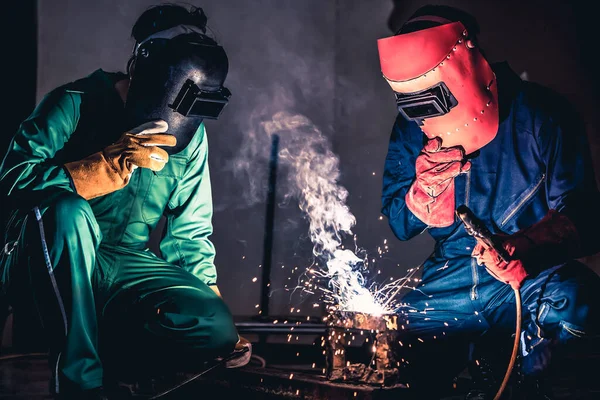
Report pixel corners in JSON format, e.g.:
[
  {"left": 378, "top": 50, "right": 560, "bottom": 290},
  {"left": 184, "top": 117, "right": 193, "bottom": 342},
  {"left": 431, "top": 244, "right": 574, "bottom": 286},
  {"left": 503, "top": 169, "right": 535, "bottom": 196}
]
[{"left": 325, "top": 312, "right": 403, "bottom": 387}]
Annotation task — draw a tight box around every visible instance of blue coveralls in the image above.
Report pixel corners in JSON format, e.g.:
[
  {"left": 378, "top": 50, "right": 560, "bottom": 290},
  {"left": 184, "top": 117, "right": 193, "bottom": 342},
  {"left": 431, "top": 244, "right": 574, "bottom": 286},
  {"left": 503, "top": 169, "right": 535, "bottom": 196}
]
[{"left": 381, "top": 62, "right": 600, "bottom": 387}]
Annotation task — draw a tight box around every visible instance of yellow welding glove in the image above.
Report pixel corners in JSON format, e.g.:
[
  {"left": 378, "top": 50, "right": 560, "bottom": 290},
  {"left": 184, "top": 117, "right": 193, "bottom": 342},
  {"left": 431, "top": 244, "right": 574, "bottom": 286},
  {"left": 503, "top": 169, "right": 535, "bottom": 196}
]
[{"left": 64, "top": 120, "right": 176, "bottom": 200}]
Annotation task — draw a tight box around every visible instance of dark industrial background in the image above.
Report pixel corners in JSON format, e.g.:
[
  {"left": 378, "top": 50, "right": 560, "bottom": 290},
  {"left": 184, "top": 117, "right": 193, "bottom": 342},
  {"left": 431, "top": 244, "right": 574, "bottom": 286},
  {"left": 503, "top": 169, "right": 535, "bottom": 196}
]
[{"left": 5, "top": 0, "right": 599, "bottom": 328}]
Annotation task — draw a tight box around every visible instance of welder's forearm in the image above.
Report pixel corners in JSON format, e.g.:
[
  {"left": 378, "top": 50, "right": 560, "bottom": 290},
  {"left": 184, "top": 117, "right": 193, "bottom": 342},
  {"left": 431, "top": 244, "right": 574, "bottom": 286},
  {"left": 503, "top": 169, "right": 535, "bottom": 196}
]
[
  {"left": 517, "top": 209, "right": 586, "bottom": 273},
  {"left": 0, "top": 90, "right": 81, "bottom": 201},
  {"left": 382, "top": 193, "right": 428, "bottom": 240},
  {"left": 0, "top": 162, "right": 75, "bottom": 200}
]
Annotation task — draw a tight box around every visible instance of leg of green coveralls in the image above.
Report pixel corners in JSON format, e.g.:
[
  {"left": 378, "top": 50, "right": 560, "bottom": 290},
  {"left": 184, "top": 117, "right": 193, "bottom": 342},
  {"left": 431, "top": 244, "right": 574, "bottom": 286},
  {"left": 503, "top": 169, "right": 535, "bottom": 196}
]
[
  {"left": 97, "top": 246, "right": 238, "bottom": 380},
  {"left": 2, "top": 191, "right": 104, "bottom": 392}
]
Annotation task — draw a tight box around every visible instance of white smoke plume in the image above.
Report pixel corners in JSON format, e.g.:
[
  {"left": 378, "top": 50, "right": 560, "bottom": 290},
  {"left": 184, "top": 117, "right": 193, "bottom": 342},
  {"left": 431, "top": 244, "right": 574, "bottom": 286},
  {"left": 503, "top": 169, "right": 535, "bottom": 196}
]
[
  {"left": 232, "top": 108, "right": 389, "bottom": 315},
  {"left": 262, "top": 112, "right": 354, "bottom": 257}
]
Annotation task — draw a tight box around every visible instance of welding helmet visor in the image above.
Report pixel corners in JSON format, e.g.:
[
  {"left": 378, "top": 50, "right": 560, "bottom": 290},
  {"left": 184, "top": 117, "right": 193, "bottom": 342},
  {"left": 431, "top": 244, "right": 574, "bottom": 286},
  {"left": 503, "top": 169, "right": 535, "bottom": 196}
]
[
  {"left": 125, "top": 28, "right": 230, "bottom": 155},
  {"left": 377, "top": 21, "right": 498, "bottom": 154}
]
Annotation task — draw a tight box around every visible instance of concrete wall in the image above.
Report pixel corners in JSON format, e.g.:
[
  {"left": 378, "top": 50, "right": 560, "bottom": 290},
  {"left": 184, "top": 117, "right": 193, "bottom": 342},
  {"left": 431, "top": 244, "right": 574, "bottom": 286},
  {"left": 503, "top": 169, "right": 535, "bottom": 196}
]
[{"left": 36, "top": 0, "right": 599, "bottom": 317}]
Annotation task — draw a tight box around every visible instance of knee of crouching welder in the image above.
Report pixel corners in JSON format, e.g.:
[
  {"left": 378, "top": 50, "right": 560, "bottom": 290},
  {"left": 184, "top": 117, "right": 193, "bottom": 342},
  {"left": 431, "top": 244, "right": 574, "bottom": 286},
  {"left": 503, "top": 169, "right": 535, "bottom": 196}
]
[{"left": 39, "top": 191, "right": 101, "bottom": 243}]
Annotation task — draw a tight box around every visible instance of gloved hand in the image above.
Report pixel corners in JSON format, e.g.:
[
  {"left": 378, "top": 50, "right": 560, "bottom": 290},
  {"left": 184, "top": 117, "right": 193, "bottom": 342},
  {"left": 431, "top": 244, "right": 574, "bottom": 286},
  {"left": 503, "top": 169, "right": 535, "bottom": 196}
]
[
  {"left": 472, "top": 236, "right": 528, "bottom": 290},
  {"left": 471, "top": 210, "right": 582, "bottom": 290},
  {"left": 406, "top": 137, "right": 471, "bottom": 227},
  {"left": 64, "top": 120, "right": 176, "bottom": 200},
  {"left": 209, "top": 285, "right": 253, "bottom": 368},
  {"left": 226, "top": 335, "right": 252, "bottom": 369}
]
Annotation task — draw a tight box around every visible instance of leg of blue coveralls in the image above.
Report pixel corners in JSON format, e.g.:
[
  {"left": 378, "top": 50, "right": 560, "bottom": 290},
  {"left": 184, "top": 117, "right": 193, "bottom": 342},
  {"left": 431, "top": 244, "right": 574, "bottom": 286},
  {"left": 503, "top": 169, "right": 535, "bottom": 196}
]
[
  {"left": 482, "top": 261, "right": 600, "bottom": 378},
  {"left": 0, "top": 191, "right": 104, "bottom": 392},
  {"left": 96, "top": 245, "right": 239, "bottom": 382},
  {"left": 395, "top": 276, "right": 489, "bottom": 395}
]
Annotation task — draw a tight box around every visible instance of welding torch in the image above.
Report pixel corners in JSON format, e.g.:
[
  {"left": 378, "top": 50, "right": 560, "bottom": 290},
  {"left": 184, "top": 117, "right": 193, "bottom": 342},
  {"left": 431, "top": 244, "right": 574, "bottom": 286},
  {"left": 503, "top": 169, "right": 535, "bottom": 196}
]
[{"left": 456, "top": 205, "right": 521, "bottom": 400}]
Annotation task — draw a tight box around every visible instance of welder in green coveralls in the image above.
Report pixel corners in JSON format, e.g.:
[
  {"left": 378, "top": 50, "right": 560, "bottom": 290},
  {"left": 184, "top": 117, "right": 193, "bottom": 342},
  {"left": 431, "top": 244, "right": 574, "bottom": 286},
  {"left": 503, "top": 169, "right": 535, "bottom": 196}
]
[{"left": 0, "top": 5, "right": 250, "bottom": 399}]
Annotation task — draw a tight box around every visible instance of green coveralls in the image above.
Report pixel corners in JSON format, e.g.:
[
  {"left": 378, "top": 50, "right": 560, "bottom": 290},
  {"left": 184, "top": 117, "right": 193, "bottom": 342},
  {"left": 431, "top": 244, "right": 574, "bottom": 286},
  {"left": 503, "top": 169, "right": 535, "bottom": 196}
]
[{"left": 0, "top": 69, "right": 238, "bottom": 392}]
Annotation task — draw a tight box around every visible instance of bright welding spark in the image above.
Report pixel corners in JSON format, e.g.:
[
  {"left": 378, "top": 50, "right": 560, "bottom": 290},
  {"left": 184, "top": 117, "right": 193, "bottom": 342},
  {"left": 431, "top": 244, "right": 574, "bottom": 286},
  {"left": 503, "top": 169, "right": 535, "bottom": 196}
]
[
  {"left": 262, "top": 112, "right": 396, "bottom": 314},
  {"left": 258, "top": 112, "right": 435, "bottom": 315}
]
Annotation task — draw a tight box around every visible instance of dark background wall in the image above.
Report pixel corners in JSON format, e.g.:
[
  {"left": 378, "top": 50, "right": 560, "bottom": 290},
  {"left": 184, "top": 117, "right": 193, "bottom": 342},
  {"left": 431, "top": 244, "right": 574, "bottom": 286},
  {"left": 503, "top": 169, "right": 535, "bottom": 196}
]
[{"left": 25, "top": 0, "right": 599, "bottom": 319}]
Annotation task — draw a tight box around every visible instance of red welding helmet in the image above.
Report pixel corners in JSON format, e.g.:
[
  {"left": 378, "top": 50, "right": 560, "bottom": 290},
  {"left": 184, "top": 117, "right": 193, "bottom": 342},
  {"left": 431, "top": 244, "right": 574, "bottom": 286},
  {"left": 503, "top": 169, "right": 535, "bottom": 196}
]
[{"left": 377, "top": 20, "right": 498, "bottom": 155}]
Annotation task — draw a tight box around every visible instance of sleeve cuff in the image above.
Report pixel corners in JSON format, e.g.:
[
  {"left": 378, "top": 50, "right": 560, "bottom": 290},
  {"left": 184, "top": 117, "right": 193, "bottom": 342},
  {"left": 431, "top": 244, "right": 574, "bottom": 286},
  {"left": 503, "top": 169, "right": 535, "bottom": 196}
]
[{"left": 62, "top": 165, "right": 77, "bottom": 193}]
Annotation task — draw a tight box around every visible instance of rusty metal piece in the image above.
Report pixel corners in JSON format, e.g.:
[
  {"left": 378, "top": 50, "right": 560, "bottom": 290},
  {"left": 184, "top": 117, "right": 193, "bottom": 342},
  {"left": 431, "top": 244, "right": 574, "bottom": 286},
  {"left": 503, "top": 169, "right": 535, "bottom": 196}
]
[
  {"left": 328, "top": 311, "right": 398, "bottom": 332},
  {"left": 325, "top": 311, "right": 402, "bottom": 387}
]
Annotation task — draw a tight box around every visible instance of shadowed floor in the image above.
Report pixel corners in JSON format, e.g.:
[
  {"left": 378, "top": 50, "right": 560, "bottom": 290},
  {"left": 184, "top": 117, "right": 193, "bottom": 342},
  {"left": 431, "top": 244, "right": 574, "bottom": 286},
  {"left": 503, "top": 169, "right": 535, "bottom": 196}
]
[{"left": 1, "top": 347, "right": 599, "bottom": 400}]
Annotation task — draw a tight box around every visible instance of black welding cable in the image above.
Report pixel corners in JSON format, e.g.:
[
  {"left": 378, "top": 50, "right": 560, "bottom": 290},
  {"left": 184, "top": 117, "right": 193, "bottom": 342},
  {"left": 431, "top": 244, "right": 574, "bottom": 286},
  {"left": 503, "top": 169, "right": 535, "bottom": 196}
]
[
  {"left": 0, "top": 352, "right": 48, "bottom": 361},
  {"left": 149, "top": 347, "right": 250, "bottom": 399}
]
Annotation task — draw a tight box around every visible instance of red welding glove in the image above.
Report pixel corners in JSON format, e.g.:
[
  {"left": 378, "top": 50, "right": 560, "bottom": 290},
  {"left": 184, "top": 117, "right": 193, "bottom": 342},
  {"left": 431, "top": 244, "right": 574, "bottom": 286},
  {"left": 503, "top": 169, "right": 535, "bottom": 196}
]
[
  {"left": 406, "top": 137, "right": 471, "bottom": 227},
  {"left": 472, "top": 237, "right": 529, "bottom": 290},
  {"left": 472, "top": 210, "right": 582, "bottom": 290}
]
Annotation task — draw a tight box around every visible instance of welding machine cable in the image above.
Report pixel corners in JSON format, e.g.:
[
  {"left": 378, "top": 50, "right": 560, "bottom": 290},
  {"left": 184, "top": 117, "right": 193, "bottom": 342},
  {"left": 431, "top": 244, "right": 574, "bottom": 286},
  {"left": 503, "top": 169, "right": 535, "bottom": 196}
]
[
  {"left": 494, "top": 288, "right": 522, "bottom": 400},
  {"left": 148, "top": 347, "right": 250, "bottom": 399}
]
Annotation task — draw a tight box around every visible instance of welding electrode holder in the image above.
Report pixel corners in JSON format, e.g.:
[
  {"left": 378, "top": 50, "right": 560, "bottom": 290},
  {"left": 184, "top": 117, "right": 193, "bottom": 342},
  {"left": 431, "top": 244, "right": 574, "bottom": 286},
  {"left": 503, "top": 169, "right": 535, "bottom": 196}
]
[
  {"left": 455, "top": 204, "right": 521, "bottom": 400},
  {"left": 455, "top": 204, "right": 511, "bottom": 263}
]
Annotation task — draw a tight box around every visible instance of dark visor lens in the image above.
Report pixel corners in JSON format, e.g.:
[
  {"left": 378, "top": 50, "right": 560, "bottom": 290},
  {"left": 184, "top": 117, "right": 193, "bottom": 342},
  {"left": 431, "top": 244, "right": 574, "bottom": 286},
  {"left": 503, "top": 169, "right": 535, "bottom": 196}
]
[
  {"left": 169, "top": 79, "right": 231, "bottom": 119},
  {"left": 395, "top": 82, "right": 457, "bottom": 122},
  {"left": 188, "top": 97, "right": 228, "bottom": 119}
]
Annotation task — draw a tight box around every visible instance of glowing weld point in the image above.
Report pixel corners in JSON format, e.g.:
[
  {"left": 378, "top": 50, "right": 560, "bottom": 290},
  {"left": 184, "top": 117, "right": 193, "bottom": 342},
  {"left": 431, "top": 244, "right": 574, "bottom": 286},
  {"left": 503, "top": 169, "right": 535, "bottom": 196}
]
[
  {"left": 312, "top": 363, "right": 316, "bottom": 368},
  {"left": 289, "top": 373, "right": 294, "bottom": 380},
  {"left": 418, "top": 338, "right": 424, "bottom": 343},
  {"left": 252, "top": 277, "right": 257, "bottom": 282}
]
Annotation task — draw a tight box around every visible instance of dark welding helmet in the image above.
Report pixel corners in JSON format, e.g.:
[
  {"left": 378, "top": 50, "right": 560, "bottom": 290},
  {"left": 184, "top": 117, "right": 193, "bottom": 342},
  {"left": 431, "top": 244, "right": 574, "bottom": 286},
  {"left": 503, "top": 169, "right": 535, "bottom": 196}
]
[{"left": 125, "top": 25, "right": 230, "bottom": 154}]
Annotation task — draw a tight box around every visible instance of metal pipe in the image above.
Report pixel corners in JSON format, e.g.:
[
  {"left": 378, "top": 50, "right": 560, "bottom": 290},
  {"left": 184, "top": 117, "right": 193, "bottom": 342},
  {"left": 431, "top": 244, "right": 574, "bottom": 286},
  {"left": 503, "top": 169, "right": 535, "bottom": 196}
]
[{"left": 259, "top": 134, "right": 279, "bottom": 317}]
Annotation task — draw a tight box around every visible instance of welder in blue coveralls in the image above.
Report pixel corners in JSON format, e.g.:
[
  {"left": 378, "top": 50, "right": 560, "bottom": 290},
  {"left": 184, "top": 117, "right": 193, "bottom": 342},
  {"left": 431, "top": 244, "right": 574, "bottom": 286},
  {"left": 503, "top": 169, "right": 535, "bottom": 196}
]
[{"left": 377, "top": 5, "right": 600, "bottom": 399}]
